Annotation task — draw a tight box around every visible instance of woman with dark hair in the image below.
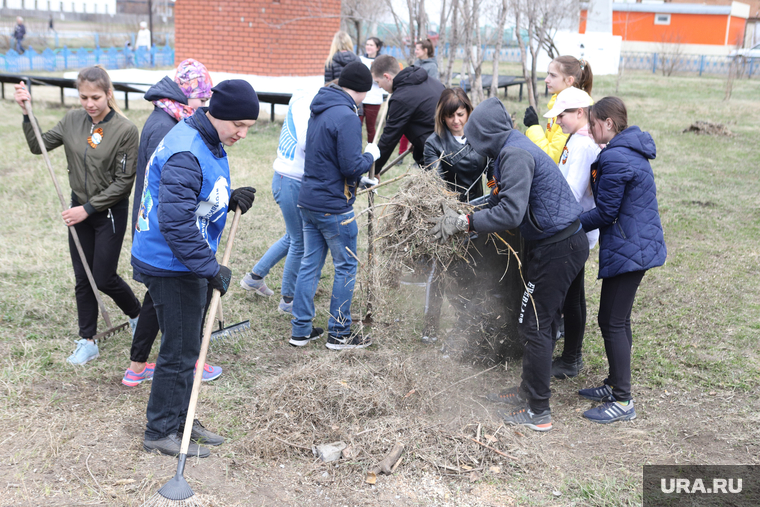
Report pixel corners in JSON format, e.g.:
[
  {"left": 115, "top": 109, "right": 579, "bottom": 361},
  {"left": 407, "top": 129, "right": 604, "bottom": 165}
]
[
  {"left": 420, "top": 88, "right": 493, "bottom": 341},
  {"left": 414, "top": 38, "right": 439, "bottom": 80},
  {"left": 423, "top": 87, "right": 492, "bottom": 202},
  {"left": 360, "top": 36, "right": 384, "bottom": 142},
  {"left": 15, "top": 66, "right": 141, "bottom": 365},
  {"left": 578, "top": 96, "right": 666, "bottom": 424}
]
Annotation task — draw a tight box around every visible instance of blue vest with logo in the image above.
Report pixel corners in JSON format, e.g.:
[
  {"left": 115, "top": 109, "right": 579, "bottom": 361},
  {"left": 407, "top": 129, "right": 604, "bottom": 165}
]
[
  {"left": 494, "top": 131, "right": 582, "bottom": 241},
  {"left": 132, "top": 120, "right": 230, "bottom": 273}
]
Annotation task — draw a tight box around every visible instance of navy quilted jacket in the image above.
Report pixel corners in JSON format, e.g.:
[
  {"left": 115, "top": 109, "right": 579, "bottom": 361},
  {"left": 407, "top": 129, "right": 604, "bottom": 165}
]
[{"left": 580, "top": 126, "right": 666, "bottom": 279}]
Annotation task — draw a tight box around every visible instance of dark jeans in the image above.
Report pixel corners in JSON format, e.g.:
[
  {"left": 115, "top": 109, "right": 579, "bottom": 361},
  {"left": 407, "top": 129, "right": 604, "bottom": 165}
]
[
  {"left": 130, "top": 283, "right": 214, "bottom": 363},
  {"left": 69, "top": 199, "right": 140, "bottom": 338},
  {"left": 598, "top": 270, "right": 646, "bottom": 402},
  {"left": 559, "top": 265, "right": 586, "bottom": 363},
  {"left": 519, "top": 230, "right": 588, "bottom": 413},
  {"left": 142, "top": 273, "right": 207, "bottom": 441}
]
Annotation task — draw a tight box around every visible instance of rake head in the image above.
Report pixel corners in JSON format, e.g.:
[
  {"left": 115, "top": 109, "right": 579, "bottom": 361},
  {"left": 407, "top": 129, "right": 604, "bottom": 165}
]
[
  {"left": 93, "top": 321, "right": 129, "bottom": 342},
  {"left": 142, "top": 455, "right": 204, "bottom": 507},
  {"left": 210, "top": 319, "right": 251, "bottom": 342}
]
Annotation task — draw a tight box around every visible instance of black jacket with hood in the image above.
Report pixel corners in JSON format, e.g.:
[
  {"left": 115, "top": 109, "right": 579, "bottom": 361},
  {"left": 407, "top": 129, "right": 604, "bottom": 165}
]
[
  {"left": 376, "top": 66, "right": 445, "bottom": 169},
  {"left": 463, "top": 97, "right": 582, "bottom": 241}
]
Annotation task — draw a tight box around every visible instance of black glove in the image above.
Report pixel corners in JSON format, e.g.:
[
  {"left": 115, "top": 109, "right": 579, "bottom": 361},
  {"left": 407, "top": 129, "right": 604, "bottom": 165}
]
[
  {"left": 523, "top": 106, "right": 539, "bottom": 128},
  {"left": 209, "top": 265, "right": 232, "bottom": 297},
  {"left": 429, "top": 206, "right": 468, "bottom": 244},
  {"left": 229, "top": 186, "right": 256, "bottom": 214}
]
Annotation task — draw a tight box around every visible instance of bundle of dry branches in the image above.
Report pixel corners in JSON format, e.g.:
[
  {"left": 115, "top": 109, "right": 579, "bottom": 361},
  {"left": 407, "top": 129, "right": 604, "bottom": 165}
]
[{"left": 372, "top": 168, "right": 475, "bottom": 286}]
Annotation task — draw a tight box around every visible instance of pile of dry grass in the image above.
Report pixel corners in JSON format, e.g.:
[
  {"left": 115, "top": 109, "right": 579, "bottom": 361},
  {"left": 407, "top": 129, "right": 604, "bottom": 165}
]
[
  {"left": 235, "top": 351, "right": 528, "bottom": 483},
  {"left": 683, "top": 121, "right": 733, "bottom": 136},
  {"left": 373, "top": 168, "right": 476, "bottom": 286}
]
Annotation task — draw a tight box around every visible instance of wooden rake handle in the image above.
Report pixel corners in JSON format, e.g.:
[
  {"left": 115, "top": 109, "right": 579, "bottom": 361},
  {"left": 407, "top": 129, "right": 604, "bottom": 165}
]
[
  {"left": 24, "top": 100, "right": 114, "bottom": 330},
  {"left": 179, "top": 207, "right": 242, "bottom": 456}
]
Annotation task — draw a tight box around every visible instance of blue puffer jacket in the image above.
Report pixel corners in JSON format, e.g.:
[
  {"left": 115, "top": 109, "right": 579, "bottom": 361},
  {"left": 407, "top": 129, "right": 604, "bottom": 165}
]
[
  {"left": 298, "top": 84, "right": 373, "bottom": 214},
  {"left": 580, "top": 126, "right": 667, "bottom": 279}
]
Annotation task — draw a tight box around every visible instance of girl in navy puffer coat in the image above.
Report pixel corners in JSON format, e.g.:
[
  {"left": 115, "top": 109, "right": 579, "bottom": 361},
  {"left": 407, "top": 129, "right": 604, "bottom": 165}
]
[{"left": 578, "top": 97, "right": 666, "bottom": 425}]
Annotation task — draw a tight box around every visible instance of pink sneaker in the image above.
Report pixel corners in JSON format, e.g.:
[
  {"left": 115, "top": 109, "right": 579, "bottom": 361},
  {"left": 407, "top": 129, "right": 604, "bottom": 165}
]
[{"left": 122, "top": 363, "right": 155, "bottom": 387}]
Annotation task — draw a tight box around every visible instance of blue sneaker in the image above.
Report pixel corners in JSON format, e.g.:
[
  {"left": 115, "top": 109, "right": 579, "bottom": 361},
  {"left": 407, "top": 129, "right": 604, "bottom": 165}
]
[
  {"left": 583, "top": 400, "right": 636, "bottom": 424},
  {"left": 278, "top": 298, "right": 293, "bottom": 314},
  {"left": 195, "top": 361, "right": 222, "bottom": 382},
  {"left": 240, "top": 273, "right": 274, "bottom": 297},
  {"left": 67, "top": 339, "right": 99, "bottom": 365},
  {"left": 129, "top": 315, "right": 139, "bottom": 338},
  {"left": 578, "top": 384, "right": 615, "bottom": 402}
]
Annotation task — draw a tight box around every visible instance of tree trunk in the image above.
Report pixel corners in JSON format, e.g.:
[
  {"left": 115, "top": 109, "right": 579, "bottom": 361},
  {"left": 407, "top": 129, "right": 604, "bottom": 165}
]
[
  {"left": 437, "top": 0, "right": 451, "bottom": 80},
  {"left": 490, "top": 0, "right": 508, "bottom": 97},
  {"left": 471, "top": 0, "right": 485, "bottom": 105},
  {"left": 515, "top": 9, "right": 536, "bottom": 110},
  {"left": 444, "top": 0, "right": 460, "bottom": 87}
]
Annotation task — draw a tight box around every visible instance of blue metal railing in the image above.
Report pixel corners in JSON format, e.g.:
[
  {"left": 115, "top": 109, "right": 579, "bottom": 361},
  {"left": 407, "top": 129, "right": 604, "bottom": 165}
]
[{"left": 0, "top": 45, "right": 175, "bottom": 72}]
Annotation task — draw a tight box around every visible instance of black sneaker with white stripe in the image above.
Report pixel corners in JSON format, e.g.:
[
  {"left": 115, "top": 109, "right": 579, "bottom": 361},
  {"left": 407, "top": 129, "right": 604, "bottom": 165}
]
[
  {"left": 583, "top": 400, "right": 636, "bottom": 424},
  {"left": 289, "top": 327, "right": 324, "bottom": 347},
  {"left": 578, "top": 383, "right": 615, "bottom": 402},
  {"left": 326, "top": 330, "right": 372, "bottom": 350}
]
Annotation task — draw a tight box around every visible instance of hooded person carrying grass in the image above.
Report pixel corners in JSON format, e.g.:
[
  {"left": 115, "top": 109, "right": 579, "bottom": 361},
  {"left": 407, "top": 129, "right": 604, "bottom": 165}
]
[{"left": 429, "top": 96, "right": 589, "bottom": 432}]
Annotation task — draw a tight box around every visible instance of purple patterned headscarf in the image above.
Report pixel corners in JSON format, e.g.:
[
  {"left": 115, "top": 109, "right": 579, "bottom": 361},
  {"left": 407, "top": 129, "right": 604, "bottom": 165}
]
[{"left": 174, "top": 58, "right": 213, "bottom": 99}]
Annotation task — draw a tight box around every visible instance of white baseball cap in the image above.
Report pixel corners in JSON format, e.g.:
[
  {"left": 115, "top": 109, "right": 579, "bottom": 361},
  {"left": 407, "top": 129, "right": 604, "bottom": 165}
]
[{"left": 543, "top": 87, "right": 592, "bottom": 118}]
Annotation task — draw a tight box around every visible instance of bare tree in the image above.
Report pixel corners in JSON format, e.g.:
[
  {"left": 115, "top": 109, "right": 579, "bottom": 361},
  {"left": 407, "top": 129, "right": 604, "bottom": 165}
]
[
  {"left": 657, "top": 32, "right": 684, "bottom": 77},
  {"left": 436, "top": 0, "right": 457, "bottom": 85},
  {"left": 511, "top": 0, "right": 577, "bottom": 109},
  {"left": 383, "top": 0, "right": 428, "bottom": 63},
  {"left": 343, "top": 0, "right": 389, "bottom": 53},
  {"left": 490, "top": 0, "right": 509, "bottom": 97}
]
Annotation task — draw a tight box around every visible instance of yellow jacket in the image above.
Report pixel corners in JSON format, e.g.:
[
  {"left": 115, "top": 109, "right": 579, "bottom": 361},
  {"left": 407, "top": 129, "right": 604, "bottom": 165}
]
[{"left": 525, "top": 93, "right": 567, "bottom": 164}]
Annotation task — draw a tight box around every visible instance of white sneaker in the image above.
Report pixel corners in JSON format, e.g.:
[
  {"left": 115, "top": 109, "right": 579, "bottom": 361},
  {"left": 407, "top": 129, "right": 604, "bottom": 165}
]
[{"left": 239, "top": 273, "right": 274, "bottom": 297}]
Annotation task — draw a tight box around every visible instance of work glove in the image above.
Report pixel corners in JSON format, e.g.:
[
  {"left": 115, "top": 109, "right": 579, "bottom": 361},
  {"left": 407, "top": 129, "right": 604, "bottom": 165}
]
[
  {"left": 209, "top": 265, "right": 232, "bottom": 297},
  {"left": 364, "top": 142, "right": 380, "bottom": 161},
  {"left": 523, "top": 106, "right": 539, "bottom": 128},
  {"left": 429, "top": 206, "right": 469, "bottom": 244},
  {"left": 229, "top": 186, "right": 256, "bottom": 214},
  {"left": 359, "top": 175, "right": 379, "bottom": 190}
]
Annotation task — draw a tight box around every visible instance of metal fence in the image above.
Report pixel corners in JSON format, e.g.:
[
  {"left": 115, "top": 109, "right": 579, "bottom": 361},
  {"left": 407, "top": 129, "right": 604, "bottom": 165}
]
[
  {"left": 0, "top": 45, "right": 175, "bottom": 72},
  {"left": 385, "top": 45, "right": 757, "bottom": 78},
  {"left": 620, "top": 52, "right": 758, "bottom": 78}
]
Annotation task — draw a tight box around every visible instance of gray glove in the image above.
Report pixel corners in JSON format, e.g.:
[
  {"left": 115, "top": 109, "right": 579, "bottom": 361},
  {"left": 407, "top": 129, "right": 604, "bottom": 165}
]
[{"left": 429, "top": 206, "right": 469, "bottom": 243}]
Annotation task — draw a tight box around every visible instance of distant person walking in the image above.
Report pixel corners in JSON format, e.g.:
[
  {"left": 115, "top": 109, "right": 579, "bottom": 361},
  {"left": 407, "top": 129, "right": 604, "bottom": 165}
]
[
  {"left": 13, "top": 17, "right": 26, "bottom": 53},
  {"left": 48, "top": 15, "right": 55, "bottom": 33},
  {"left": 136, "top": 21, "right": 151, "bottom": 49},
  {"left": 324, "top": 31, "right": 359, "bottom": 83}
]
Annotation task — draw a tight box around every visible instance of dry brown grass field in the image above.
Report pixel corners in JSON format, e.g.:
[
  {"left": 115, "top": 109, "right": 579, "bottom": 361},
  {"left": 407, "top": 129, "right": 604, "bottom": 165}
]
[{"left": 0, "top": 70, "right": 759, "bottom": 506}]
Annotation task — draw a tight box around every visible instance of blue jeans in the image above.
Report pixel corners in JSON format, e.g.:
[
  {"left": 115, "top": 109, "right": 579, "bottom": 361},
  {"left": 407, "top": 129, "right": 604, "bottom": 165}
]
[
  {"left": 252, "top": 173, "right": 304, "bottom": 298},
  {"left": 142, "top": 273, "right": 207, "bottom": 441},
  {"left": 291, "top": 208, "right": 358, "bottom": 337}
]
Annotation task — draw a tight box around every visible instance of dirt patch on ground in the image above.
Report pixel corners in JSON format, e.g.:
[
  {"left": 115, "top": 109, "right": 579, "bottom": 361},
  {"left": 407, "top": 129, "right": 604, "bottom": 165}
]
[
  {"left": 683, "top": 121, "right": 733, "bottom": 136},
  {"left": 2, "top": 332, "right": 758, "bottom": 506}
]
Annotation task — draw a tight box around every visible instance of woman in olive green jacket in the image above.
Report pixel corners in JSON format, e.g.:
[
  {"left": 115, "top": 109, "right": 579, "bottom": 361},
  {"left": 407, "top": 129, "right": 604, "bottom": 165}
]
[{"left": 15, "top": 66, "right": 141, "bottom": 366}]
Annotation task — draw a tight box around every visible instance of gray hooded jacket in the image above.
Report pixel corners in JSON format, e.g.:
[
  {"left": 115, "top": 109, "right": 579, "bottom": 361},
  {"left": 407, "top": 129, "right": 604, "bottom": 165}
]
[{"left": 464, "top": 97, "right": 582, "bottom": 241}]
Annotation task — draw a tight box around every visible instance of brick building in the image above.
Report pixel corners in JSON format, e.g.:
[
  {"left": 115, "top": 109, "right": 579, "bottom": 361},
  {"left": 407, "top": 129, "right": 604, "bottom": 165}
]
[{"left": 174, "top": 0, "right": 341, "bottom": 76}]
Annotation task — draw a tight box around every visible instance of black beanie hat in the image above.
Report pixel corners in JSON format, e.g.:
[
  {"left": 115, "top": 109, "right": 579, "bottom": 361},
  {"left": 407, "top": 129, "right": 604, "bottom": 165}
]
[
  {"left": 338, "top": 61, "right": 373, "bottom": 93},
  {"left": 209, "top": 79, "right": 260, "bottom": 121}
]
